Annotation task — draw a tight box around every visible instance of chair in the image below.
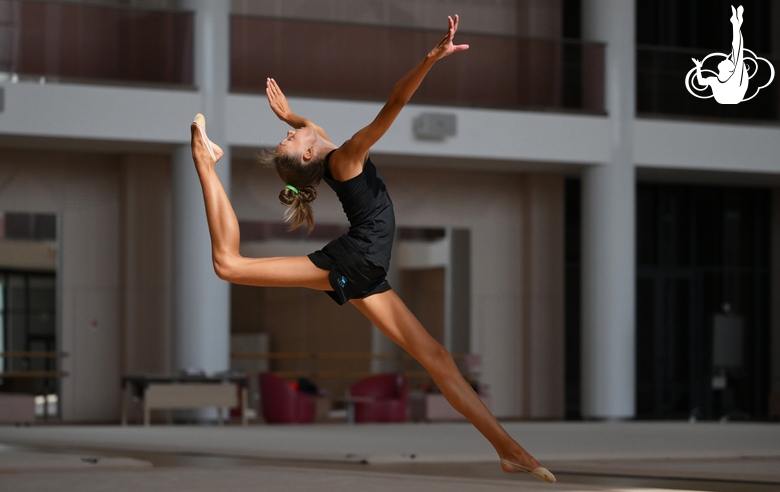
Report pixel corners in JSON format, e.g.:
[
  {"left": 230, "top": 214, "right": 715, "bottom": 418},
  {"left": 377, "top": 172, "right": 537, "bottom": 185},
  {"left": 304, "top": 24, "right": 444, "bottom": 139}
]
[
  {"left": 259, "top": 373, "right": 316, "bottom": 424},
  {"left": 348, "top": 373, "right": 407, "bottom": 423}
]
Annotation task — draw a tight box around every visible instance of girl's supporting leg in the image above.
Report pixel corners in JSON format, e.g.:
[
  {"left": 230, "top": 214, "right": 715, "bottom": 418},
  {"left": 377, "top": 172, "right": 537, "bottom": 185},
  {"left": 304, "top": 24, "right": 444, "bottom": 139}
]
[
  {"left": 190, "top": 119, "right": 330, "bottom": 290},
  {"left": 351, "top": 290, "right": 546, "bottom": 473}
]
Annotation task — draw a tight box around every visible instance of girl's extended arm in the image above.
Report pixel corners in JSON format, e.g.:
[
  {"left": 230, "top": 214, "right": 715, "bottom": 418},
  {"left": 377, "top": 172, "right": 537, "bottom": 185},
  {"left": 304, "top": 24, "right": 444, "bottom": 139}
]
[
  {"left": 330, "top": 15, "right": 469, "bottom": 180},
  {"left": 266, "top": 77, "right": 331, "bottom": 142}
]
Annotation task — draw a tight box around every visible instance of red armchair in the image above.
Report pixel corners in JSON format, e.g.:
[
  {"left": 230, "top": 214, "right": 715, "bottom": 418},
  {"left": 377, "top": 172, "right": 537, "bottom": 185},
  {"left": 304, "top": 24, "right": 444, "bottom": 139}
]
[
  {"left": 259, "top": 373, "right": 317, "bottom": 424},
  {"left": 348, "top": 373, "right": 407, "bottom": 423}
]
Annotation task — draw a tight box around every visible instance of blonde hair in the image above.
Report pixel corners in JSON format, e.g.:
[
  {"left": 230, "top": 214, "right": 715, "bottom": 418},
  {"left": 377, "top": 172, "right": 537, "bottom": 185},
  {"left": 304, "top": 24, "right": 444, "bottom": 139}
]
[{"left": 259, "top": 148, "right": 325, "bottom": 233}]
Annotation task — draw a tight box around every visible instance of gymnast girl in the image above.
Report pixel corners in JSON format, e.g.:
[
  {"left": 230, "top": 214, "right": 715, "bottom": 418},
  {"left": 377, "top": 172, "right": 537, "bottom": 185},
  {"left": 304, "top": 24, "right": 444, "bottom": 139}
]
[{"left": 189, "top": 15, "right": 555, "bottom": 484}]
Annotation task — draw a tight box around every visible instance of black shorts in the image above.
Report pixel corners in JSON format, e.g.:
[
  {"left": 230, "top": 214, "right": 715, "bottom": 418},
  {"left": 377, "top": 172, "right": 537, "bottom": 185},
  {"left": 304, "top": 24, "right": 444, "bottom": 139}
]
[{"left": 308, "top": 236, "right": 391, "bottom": 305}]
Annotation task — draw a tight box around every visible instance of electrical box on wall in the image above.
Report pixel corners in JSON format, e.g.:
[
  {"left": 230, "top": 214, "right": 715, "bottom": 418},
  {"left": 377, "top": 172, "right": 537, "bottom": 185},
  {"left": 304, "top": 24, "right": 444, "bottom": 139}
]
[{"left": 413, "top": 113, "right": 456, "bottom": 140}]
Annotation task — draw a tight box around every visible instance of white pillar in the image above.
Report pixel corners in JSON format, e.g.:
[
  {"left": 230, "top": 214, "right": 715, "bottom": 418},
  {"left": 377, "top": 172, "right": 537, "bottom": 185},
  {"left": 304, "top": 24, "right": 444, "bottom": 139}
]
[
  {"left": 580, "top": 0, "right": 636, "bottom": 419},
  {"left": 171, "top": 0, "right": 231, "bottom": 376}
]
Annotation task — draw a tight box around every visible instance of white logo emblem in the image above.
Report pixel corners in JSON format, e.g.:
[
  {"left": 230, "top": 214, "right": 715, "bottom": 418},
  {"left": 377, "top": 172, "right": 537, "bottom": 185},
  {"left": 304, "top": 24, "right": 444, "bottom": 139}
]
[{"left": 685, "top": 5, "right": 774, "bottom": 104}]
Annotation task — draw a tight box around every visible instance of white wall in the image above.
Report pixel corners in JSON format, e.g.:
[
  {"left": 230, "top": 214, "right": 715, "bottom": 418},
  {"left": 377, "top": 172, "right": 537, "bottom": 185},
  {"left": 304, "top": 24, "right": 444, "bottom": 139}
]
[
  {"left": 0, "top": 81, "right": 199, "bottom": 146},
  {"left": 635, "top": 119, "right": 780, "bottom": 174},
  {"left": 228, "top": 93, "right": 611, "bottom": 168}
]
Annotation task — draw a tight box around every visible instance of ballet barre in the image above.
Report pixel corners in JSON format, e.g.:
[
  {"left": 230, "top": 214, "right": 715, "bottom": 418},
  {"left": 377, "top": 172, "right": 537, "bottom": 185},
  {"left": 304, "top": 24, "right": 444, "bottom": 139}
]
[
  {"left": 232, "top": 352, "right": 467, "bottom": 360},
  {"left": 0, "top": 352, "right": 69, "bottom": 379},
  {"left": 231, "top": 351, "right": 468, "bottom": 381}
]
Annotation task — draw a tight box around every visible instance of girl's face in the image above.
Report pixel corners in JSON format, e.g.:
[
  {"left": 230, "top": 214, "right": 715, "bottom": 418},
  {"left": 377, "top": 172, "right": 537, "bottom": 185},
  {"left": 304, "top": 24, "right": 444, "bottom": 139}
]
[{"left": 276, "top": 127, "right": 317, "bottom": 159}]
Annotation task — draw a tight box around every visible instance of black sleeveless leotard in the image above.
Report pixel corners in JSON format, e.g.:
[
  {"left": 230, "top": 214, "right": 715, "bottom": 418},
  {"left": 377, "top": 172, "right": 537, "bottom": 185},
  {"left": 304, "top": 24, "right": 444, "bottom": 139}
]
[
  {"left": 307, "top": 150, "right": 395, "bottom": 305},
  {"left": 322, "top": 150, "right": 395, "bottom": 271}
]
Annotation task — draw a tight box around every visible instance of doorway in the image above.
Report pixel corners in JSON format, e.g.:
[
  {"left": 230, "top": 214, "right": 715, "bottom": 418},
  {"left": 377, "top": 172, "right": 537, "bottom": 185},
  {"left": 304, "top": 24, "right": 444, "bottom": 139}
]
[{"left": 0, "top": 212, "right": 59, "bottom": 419}]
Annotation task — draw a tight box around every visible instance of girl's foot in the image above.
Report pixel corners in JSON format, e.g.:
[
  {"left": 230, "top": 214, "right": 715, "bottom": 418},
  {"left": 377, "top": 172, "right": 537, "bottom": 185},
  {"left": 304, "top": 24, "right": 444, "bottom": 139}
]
[
  {"left": 501, "top": 459, "right": 556, "bottom": 484},
  {"left": 500, "top": 451, "right": 555, "bottom": 483},
  {"left": 192, "top": 114, "right": 224, "bottom": 163}
]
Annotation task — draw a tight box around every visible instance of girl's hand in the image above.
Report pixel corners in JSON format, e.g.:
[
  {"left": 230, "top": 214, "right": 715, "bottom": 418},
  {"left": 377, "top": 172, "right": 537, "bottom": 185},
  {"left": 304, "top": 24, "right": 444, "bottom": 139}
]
[
  {"left": 428, "top": 15, "right": 469, "bottom": 61},
  {"left": 266, "top": 78, "right": 292, "bottom": 121}
]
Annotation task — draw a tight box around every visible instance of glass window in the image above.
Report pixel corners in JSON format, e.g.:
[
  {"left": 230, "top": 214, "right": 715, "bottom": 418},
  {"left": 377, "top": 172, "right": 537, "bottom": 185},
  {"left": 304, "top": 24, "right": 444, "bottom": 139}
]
[
  {"left": 29, "top": 276, "right": 55, "bottom": 311},
  {"left": 7, "top": 275, "right": 25, "bottom": 310}
]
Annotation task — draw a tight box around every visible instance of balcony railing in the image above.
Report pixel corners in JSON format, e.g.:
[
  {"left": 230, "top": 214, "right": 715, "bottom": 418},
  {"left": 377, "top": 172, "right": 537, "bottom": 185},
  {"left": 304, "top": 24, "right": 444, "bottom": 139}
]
[
  {"left": 231, "top": 16, "right": 605, "bottom": 113},
  {"left": 0, "top": 1, "right": 193, "bottom": 86},
  {"left": 638, "top": 45, "right": 779, "bottom": 122}
]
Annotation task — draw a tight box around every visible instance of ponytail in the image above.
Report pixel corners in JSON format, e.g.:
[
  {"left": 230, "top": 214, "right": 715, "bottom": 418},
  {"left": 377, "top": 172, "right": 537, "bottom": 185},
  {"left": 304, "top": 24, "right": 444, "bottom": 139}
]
[
  {"left": 260, "top": 147, "right": 325, "bottom": 234},
  {"left": 278, "top": 185, "right": 317, "bottom": 233}
]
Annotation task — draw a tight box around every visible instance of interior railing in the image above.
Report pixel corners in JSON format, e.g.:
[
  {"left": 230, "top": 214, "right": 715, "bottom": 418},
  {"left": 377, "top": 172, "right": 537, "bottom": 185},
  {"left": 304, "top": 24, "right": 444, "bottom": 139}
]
[
  {"left": 231, "top": 16, "right": 606, "bottom": 113},
  {"left": 0, "top": 0, "right": 193, "bottom": 87}
]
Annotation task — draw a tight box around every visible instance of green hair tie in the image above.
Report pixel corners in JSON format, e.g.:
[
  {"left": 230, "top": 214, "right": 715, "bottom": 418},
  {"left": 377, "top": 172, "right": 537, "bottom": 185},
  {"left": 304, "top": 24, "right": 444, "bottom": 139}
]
[{"left": 285, "top": 184, "right": 299, "bottom": 195}]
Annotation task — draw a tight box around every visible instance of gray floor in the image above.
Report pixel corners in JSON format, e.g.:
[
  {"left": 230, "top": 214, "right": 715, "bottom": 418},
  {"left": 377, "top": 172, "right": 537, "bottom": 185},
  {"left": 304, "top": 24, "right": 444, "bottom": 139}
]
[{"left": 1, "top": 421, "right": 778, "bottom": 491}]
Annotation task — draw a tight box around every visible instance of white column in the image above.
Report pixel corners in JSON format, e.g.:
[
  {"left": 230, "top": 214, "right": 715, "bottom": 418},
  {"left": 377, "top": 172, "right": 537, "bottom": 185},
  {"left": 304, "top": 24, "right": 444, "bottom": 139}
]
[
  {"left": 171, "top": 0, "right": 231, "bottom": 376},
  {"left": 580, "top": 0, "right": 636, "bottom": 419}
]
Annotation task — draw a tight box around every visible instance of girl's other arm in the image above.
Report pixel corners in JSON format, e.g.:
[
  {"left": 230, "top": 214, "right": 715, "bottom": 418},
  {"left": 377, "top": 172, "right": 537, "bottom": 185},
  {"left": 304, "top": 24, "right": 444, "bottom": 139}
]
[
  {"left": 266, "top": 78, "right": 331, "bottom": 142},
  {"left": 331, "top": 15, "right": 468, "bottom": 179}
]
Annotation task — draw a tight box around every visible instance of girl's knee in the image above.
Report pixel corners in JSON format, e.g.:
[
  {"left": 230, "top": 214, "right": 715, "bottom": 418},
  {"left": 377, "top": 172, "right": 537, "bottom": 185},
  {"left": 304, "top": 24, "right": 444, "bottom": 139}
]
[{"left": 419, "top": 342, "right": 453, "bottom": 371}]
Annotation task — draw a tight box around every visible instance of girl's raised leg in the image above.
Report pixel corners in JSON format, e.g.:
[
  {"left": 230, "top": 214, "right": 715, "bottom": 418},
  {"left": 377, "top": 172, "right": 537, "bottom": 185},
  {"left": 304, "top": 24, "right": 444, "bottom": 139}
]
[
  {"left": 190, "top": 116, "right": 330, "bottom": 290},
  {"left": 351, "top": 290, "right": 555, "bottom": 483}
]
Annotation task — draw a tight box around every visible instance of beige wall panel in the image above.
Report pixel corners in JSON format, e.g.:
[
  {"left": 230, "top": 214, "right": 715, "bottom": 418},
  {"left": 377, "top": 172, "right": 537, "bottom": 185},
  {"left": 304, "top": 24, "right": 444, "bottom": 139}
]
[
  {"left": 71, "top": 288, "right": 120, "bottom": 421},
  {"left": 120, "top": 155, "right": 172, "bottom": 378},
  {"left": 400, "top": 268, "right": 445, "bottom": 346},
  {"left": 520, "top": 174, "right": 565, "bottom": 419}
]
